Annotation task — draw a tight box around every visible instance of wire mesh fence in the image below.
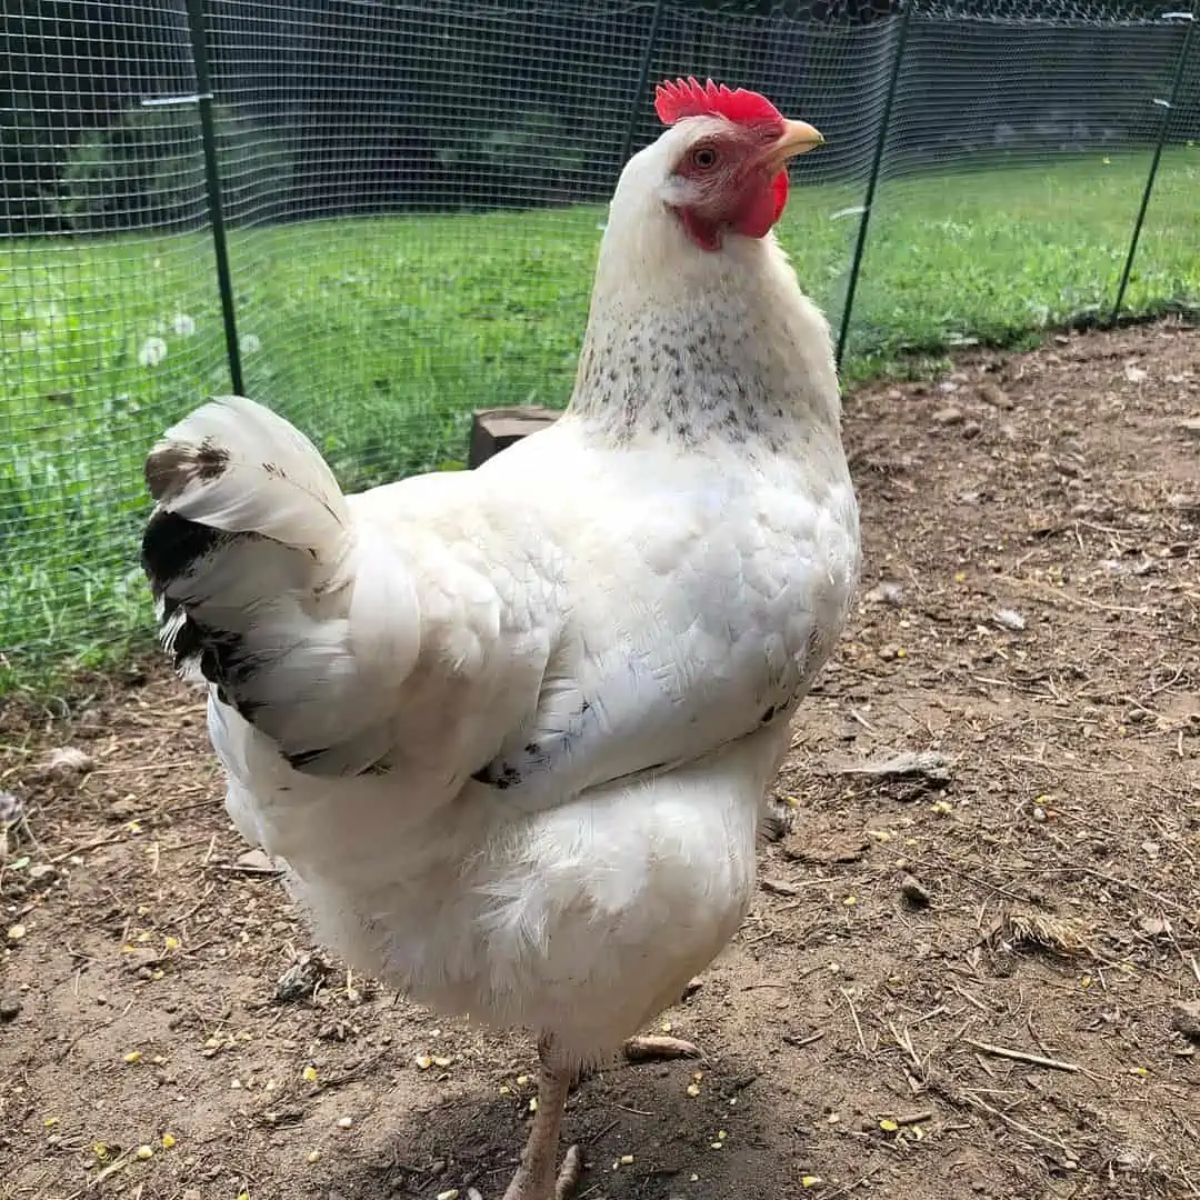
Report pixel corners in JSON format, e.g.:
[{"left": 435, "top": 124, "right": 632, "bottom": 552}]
[
  {"left": 2, "top": 1, "right": 228, "bottom": 681},
  {"left": 843, "top": 3, "right": 1197, "bottom": 364},
  {"left": 2, "top": 0, "right": 1197, "bottom": 686}
]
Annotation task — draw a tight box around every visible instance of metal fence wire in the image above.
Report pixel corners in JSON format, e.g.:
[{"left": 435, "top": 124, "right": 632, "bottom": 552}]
[{"left": 1, "top": 0, "right": 1197, "bottom": 684}]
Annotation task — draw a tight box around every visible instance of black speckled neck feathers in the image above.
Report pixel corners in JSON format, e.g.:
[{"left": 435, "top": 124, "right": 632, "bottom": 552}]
[{"left": 569, "top": 298, "right": 786, "bottom": 449}]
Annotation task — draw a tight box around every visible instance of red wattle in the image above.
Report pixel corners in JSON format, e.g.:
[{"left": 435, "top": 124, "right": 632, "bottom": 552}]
[{"left": 771, "top": 169, "right": 789, "bottom": 223}]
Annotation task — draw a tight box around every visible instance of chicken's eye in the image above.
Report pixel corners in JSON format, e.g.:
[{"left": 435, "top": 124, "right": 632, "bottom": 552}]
[{"left": 691, "top": 146, "right": 719, "bottom": 170}]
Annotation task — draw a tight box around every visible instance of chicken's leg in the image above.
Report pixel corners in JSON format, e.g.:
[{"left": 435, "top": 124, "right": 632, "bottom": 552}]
[{"left": 501, "top": 1039, "right": 582, "bottom": 1200}]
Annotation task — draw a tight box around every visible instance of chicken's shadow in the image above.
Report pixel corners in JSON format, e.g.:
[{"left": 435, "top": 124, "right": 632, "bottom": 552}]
[{"left": 335, "top": 1047, "right": 799, "bottom": 1200}]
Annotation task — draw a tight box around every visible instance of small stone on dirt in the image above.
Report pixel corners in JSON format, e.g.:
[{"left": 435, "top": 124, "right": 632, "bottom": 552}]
[
  {"left": 978, "top": 381, "right": 1012, "bottom": 409},
  {"left": 994, "top": 608, "right": 1027, "bottom": 631},
  {"left": 0, "top": 791, "right": 24, "bottom": 825},
  {"left": 1172, "top": 1001, "right": 1200, "bottom": 1041},
  {"left": 27, "top": 863, "right": 57, "bottom": 888},
  {"left": 236, "top": 848, "right": 278, "bottom": 872},
  {"left": 865, "top": 580, "right": 904, "bottom": 607},
  {"left": 759, "top": 811, "right": 791, "bottom": 843},
  {"left": 275, "top": 952, "right": 333, "bottom": 1004},
  {"left": 761, "top": 877, "right": 799, "bottom": 897},
  {"left": 0, "top": 996, "right": 21, "bottom": 1021},
  {"left": 899, "top": 874, "right": 931, "bottom": 907},
  {"left": 1178, "top": 417, "right": 1200, "bottom": 439},
  {"left": 782, "top": 833, "right": 869, "bottom": 866},
  {"left": 933, "top": 405, "right": 964, "bottom": 426},
  {"left": 44, "top": 746, "right": 94, "bottom": 777},
  {"left": 122, "top": 948, "right": 162, "bottom": 974}
]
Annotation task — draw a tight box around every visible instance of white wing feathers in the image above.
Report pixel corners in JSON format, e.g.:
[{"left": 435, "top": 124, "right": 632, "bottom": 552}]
[{"left": 461, "top": 475, "right": 823, "bottom": 807}]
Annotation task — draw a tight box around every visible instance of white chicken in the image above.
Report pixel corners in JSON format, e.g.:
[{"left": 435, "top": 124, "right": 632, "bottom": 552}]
[{"left": 141, "top": 78, "right": 859, "bottom": 1200}]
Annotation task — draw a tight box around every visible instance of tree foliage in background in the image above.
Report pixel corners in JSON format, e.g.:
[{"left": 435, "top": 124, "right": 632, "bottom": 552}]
[
  {"left": 2, "top": 0, "right": 186, "bottom": 234},
  {"left": 435, "top": 110, "right": 590, "bottom": 208},
  {"left": 0, "top": 0, "right": 1192, "bottom": 236},
  {"left": 58, "top": 104, "right": 292, "bottom": 232}
]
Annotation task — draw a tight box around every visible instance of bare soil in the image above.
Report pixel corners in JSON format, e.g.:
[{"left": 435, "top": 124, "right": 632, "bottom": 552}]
[{"left": 2, "top": 321, "right": 1199, "bottom": 1200}]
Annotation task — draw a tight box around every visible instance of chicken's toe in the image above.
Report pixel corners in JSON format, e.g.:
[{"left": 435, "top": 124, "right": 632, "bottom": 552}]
[
  {"left": 498, "top": 1146, "right": 582, "bottom": 1200},
  {"left": 623, "top": 1034, "right": 703, "bottom": 1062},
  {"left": 555, "top": 1145, "right": 583, "bottom": 1199}
]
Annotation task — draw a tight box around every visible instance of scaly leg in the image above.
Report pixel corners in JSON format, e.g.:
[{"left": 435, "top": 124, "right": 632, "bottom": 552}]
[{"left": 501, "top": 1038, "right": 582, "bottom": 1200}]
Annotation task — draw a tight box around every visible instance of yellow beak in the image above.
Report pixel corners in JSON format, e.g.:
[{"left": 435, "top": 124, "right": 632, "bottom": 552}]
[{"left": 764, "top": 119, "right": 825, "bottom": 169}]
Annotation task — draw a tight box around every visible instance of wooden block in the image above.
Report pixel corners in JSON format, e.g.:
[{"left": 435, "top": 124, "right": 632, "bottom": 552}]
[{"left": 468, "top": 405, "right": 561, "bottom": 468}]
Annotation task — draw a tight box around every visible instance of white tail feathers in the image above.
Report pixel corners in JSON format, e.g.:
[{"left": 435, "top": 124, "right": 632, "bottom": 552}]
[
  {"left": 142, "top": 395, "right": 419, "bottom": 777},
  {"left": 147, "top": 395, "right": 350, "bottom": 559}
]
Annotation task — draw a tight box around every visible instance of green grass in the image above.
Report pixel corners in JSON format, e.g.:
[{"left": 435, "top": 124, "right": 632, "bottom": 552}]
[{"left": 2, "top": 149, "right": 1198, "bottom": 690}]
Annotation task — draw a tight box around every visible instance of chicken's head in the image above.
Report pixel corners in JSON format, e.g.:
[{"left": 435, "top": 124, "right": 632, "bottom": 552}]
[{"left": 646, "top": 78, "right": 823, "bottom": 253}]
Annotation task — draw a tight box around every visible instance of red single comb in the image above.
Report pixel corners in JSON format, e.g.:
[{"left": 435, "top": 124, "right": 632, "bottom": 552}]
[{"left": 654, "top": 77, "right": 784, "bottom": 131}]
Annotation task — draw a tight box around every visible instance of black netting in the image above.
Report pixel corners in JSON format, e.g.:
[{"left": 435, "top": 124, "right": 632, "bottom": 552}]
[{"left": 2, "top": 0, "right": 1197, "bottom": 685}]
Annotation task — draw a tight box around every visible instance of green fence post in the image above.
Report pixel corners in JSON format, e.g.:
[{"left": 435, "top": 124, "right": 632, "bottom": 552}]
[
  {"left": 1111, "top": 8, "right": 1196, "bottom": 325},
  {"left": 185, "top": 0, "right": 244, "bottom": 396},
  {"left": 617, "top": 0, "right": 667, "bottom": 173},
  {"left": 835, "top": 0, "right": 915, "bottom": 371}
]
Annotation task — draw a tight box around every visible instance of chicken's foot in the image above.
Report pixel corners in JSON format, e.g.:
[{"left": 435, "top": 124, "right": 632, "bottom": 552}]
[{"left": 501, "top": 1038, "right": 581, "bottom": 1200}]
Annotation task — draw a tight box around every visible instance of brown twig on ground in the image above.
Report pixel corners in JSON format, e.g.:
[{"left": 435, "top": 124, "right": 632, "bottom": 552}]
[
  {"left": 960, "top": 1089, "right": 1078, "bottom": 1162},
  {"left": 49, "top": 832, "right": 126, "bottom": 864},
  {"left": 822, "top": 1164, "right": 884, "bottom": 1200},
  {"left": 894, "top": 1109, "right": 935, "bottom": 1127},
  {"left": 784, "top": 1030, "right": 826, "bottom": 1048},
  {"left": 948, "top": 981, "right": 993, "bottom": 1014},
  {"left": 963, "top": 1038, "right": 1080, "bottom": 1074},
  {"left": 887, "top": 1020, "right": 925, "bottom": 1079},
  {"left": 841, "top": 988, "right": 872, "bottom": 1059}
]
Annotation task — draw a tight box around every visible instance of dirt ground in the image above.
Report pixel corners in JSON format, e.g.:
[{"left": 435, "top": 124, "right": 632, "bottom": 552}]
[{"left": 2, "top": 321, "right": 1199, "bottom": 1200}]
